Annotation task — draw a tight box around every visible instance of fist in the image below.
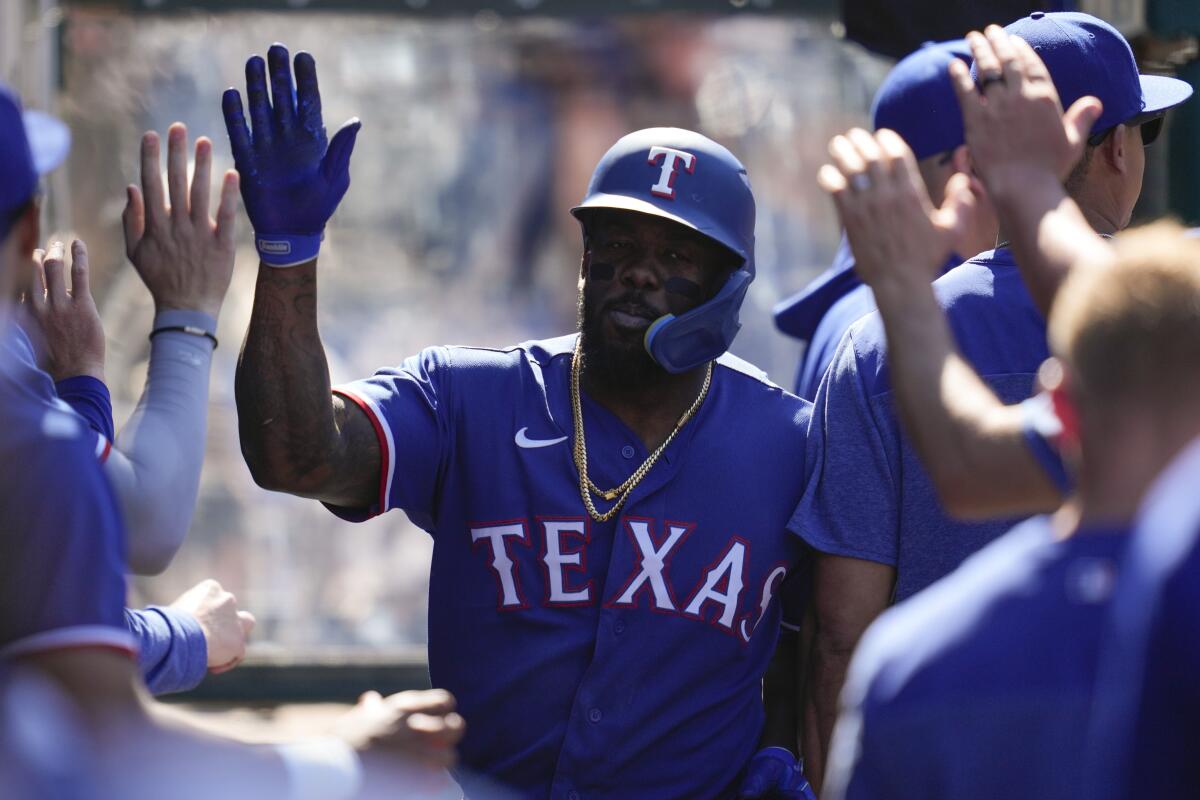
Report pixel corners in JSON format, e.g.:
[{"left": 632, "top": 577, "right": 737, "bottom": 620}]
[
  {"left": 170, "top": 579, "right": 255, "bottom": 673},
  {"left": 738, "top": 747, "right": 818, "bottom": 800}
]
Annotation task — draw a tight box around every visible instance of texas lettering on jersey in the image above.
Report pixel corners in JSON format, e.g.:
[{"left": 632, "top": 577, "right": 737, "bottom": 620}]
[{"left": 470, "top": 515, "right": 788, "bottom": 643}]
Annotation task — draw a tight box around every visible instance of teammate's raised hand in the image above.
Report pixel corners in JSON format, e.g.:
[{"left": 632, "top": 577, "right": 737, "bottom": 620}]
[
  {"left": 817, "top": 128, "right": 976, "bottom": 293},
  {"left": 949, "top": 25, "right": 1103, "bottom": 195},
  {"left": 26, "top": 239, "right": 106, "bottom": 381},
  {"left": 123, "top": 123, "right": 239, "bottom": 319},
  {"left": 222, "top": 43, "right": 361, "bottom": 268}
]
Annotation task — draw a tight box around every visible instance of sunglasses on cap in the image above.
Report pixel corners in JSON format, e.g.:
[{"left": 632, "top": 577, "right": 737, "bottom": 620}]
[{"left": 1088, "top": 113, "right": 1165, "bottom": 147}]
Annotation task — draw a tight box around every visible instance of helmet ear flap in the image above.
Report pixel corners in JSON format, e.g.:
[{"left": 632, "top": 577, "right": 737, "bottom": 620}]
[{"left": 644, "top": 269, "right": 752, "bottom": 373}]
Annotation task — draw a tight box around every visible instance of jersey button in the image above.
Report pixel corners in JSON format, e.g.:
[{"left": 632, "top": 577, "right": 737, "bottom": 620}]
[
  {"left": 588, "top": 707, "right": 603, "bottom": 723},
  {"left": 567, "top": 792, "right": 581, "bottom": 800},
  {"left": 621, "top": 445, "right": 635, "bottom": 459},
  {"left": 613, "top": 620, "right": 626, "bottom": 635}
]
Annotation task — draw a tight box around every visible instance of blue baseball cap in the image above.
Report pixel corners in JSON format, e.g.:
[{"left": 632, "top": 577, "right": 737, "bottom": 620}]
[
  {"left": 0, "top": 81, "right": 69, "bottom": 236},
  {"left": 998, "top": 12, "right": 1193, "bottom": 138},
  {"left": 872, "top": 40, "right": 973, "bottom": 161},
  {"left": 774, "top": 40, "right": 972, "bottom": 342}
]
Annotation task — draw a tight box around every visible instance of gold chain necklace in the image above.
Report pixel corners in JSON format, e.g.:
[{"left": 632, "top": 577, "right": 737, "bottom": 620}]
[{"left": 571, "top": 341, "right": 712, "bottom": 523}]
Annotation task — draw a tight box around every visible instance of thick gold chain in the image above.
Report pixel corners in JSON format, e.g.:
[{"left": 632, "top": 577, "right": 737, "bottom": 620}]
[{"left": 571, "top": 340, "right": 712, "bottom": 523}]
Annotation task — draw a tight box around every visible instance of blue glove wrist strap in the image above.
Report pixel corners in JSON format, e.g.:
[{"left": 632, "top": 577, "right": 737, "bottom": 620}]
[{"left": 255, "top": 232, "right": 324, "bottom": 268}]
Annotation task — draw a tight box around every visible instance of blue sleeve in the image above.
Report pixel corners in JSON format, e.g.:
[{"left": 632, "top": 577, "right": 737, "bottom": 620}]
[
  {"left": 325, "top": 346, "right": 454, "bottom": 531},
  {"left": 53, "top": 376, "right": 115, "bottom": 442},
  {"left": 1017, "top": 393, "right": 1071, "bottom": 494},
  {"left": 788, "top": 327, "right": 900, "bottom": 566},
  {"left": 0, "top": 416, "right": 136, "bottom": 659},
  {"left": 123, "top": 606, "right": 208, "bottom": 695}
]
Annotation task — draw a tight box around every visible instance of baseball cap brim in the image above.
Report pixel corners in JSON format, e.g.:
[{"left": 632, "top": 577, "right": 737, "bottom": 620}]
[
  {"left": 1139, "top": 74, "right": 1194, "bottom": 116},
  {"left": 23, "top": 110, "right": 70, "bottom": 176},
  {"left": 570, "top": 193, "right": 748, "bottom": 263}
]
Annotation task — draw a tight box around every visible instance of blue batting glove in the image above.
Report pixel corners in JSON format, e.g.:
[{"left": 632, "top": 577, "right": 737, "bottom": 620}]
[
  {"left": 737, "top": 747, "right": 818, "bottom": 800},
  {"left": 222, "top": 43, "right": 361, "bottom": 267}
]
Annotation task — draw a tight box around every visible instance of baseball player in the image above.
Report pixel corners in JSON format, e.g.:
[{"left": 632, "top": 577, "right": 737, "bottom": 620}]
[
  {"left": 819, "top": 218, "right": 1200, "bottom": 800},
  {"left": 0, "top": 80, "right": 465, "bottom": 800},
  {"left": 225, "top": 43, "right": 813, "bottom": 798},
  {"left": 819, "top": 21, "right": 1191, "bottom": 523},
  {"left": 0, "top": 82, "right": 256, "bottom": 695},
  {"left": 1086, "top": 431, "right": 1200, "bottom": 800},
  {"left": 773, "top": 39, "right": 997, "bottom": 401},
  {"left": 790, "top": 11, "right": 1194, "bottom": 786}
]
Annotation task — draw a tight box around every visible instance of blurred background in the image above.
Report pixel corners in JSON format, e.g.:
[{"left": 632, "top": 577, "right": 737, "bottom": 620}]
[{"left": 2, "top": 0, "right": 1197, "bottom": 706}]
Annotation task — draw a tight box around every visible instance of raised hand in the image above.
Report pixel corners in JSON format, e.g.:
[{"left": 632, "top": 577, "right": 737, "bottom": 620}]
[
  {"left": 123, "top": 124, "right": 240, "bottom": 319},
  {"left": 222, "top": 43, "right": 361, "bottom": 267},
  {"left": 817, "top": 128, "right": 976, "bottom": 293},
  {"left": 27, "top": 239, "right": 106, "bottom": 381},
  {"left": 949, "top": 25, "right": 1103, "bottom": 195}
]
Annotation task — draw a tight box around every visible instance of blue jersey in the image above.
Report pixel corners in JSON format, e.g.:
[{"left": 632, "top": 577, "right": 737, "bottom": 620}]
[
  {"left": 1087, "top": 437, "right": 1200, "bottom": 799},
  {"left": 1017, "top": 391, "right": 1071, "bottom": 493},
  {"left": 0, "top": 323, "right": 205, "bottom": 694},
  {"left": 329, "top": 334, "right": 811, "bottom": 799},
  {"left": 791, "top": 248, "right": 1048, "bottom": 600},
  {"left": 0, "top": 326, "right": 135, "bottom": 661},
  {"left": 830, "top": 517, "right": 1127, "bottom": 800}
]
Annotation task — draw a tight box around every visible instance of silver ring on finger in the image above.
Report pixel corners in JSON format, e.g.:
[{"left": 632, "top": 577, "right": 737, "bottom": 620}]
[{"left": 850, "top": 173, "right": 871, "bottom": 192}]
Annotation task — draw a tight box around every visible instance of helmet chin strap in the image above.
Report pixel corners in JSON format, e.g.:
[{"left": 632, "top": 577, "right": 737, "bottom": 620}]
[{"left": 643, "top": 269, "right": 752, "bottom": 374}]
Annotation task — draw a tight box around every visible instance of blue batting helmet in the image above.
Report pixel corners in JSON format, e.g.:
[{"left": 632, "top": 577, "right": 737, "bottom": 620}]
[{"left": 571, "top": 127, "right": 756, "bottom": 374}]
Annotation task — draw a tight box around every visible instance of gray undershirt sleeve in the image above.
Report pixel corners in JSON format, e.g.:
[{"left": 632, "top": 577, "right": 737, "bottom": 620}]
[{"left": 105, "top": 310, "right": 216, "bottom": 575}]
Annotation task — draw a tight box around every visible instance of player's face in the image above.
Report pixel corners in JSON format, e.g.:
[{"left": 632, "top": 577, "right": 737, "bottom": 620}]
[{"left": 577, "top": 210, "right": 735, "bottom": 383}]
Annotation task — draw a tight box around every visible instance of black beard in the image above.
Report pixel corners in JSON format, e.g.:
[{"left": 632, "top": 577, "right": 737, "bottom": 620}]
[{"left": 577, "top": 282, "right": 667, "bottom": 392}]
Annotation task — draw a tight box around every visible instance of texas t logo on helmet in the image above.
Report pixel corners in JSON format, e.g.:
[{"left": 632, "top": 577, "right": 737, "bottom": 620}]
[
  {"left": 572, "top": 127, "right": 756, "bottom": 374},
  {"left": 648, "top": 146, "right": 697, "bottom": 200}
]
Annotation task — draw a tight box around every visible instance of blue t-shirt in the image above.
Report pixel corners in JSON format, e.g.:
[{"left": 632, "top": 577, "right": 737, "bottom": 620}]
[
  {"left": 794, "top": 284, "right": 877, "bottom": 401},
  {"left": 1086, "top": 437, "right": 1200, "bottom": 800},
  {"left": 0, "top": 328, "right": 135, "bottom": 661},
  {"left": 330, "top": 334, "right": 811, "bottom": 799},
  {"left": 791, "top": 248, "right": 1049, "bottom": 600},
  {"left": 831, "top": 517, "right": 1127, "bottom": 800}
]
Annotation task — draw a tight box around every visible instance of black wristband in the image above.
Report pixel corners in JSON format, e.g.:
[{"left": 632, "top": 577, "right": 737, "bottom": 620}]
[{"left": 149, "top": 325, "right": 218, "bottom": 349}]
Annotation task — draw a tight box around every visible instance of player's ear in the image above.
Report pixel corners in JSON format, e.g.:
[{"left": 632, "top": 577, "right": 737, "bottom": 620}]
[
  {"left": 1046, "top": 362, "right": 1082, "bottom": 455},
  {"left": 1097, "top": 125, "right": 1129, "bottom": 174}
]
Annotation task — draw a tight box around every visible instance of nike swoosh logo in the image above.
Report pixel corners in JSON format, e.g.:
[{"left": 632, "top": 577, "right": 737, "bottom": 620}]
[{"left": 515, "top": 427, "right": 568, "bottom": 449}]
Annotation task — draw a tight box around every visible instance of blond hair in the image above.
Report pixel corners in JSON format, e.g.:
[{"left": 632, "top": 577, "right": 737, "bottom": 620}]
[{"left": 1049, "top": 220, "right": 1200, "bottom": 411}]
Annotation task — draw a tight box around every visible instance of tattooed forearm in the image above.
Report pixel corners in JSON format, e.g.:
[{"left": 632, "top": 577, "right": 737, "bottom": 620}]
[{"left": 235, "top": 262, "right": 380, "bottom": 508}]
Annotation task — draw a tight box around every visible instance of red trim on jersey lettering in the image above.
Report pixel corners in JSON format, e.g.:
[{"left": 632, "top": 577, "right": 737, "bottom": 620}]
[
  {"left": 681, "top": 535, "right": 751, "bottom": 636},
  {"left": 737, "top": 560, "right": 791, "bottom": 645},
  {"left": 536, "top": 516, "right": 594, "bottom": 608},
  {"left": 603, "top": 517, "right": 695, "bottom": 615},
  {"left": 468, "top": 518, "right": 533, "bottom": 611},
  {"left": 333, "top": 388, "right": 390, "bottom": 517}
]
